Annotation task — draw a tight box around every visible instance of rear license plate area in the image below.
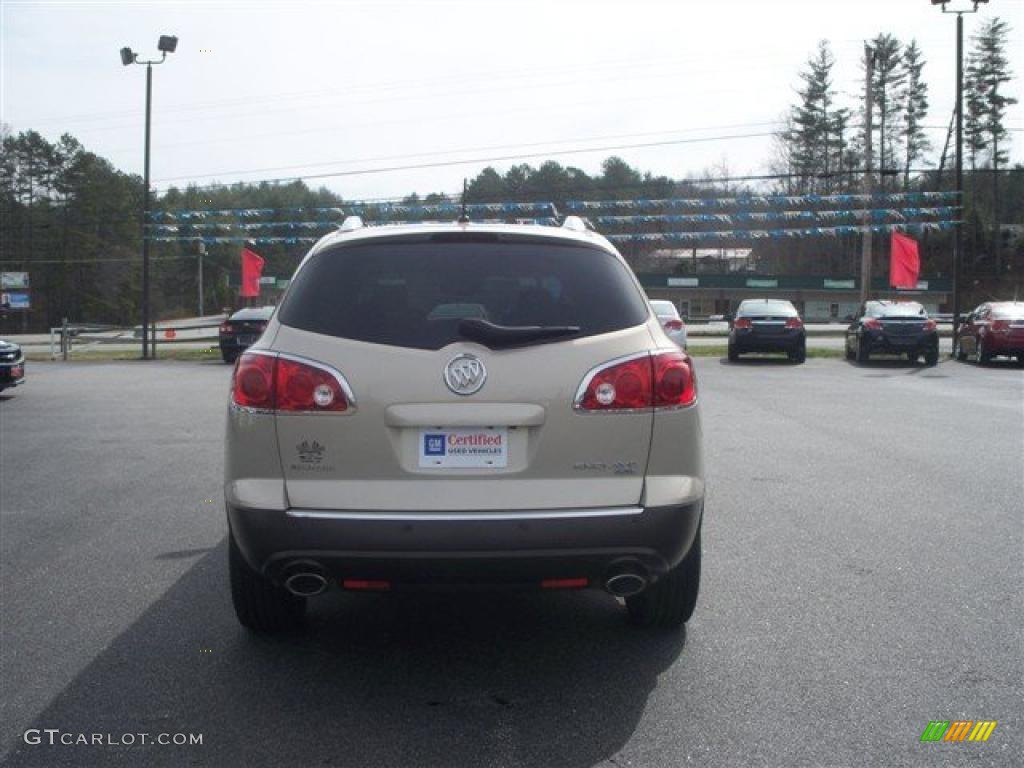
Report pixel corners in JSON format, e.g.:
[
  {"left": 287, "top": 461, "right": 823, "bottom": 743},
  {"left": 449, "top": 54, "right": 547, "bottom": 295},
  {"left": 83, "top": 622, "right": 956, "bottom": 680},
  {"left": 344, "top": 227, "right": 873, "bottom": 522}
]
[{"left": 419, "top": 428, "right": 508, "bottom": 468}]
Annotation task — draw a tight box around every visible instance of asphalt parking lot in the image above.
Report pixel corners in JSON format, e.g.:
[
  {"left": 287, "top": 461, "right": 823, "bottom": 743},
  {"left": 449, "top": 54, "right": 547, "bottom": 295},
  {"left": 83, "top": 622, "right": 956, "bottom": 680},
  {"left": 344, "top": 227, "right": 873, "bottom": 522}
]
[{"left": 1, "top": 357, "right": 1021, "bottom": 767}]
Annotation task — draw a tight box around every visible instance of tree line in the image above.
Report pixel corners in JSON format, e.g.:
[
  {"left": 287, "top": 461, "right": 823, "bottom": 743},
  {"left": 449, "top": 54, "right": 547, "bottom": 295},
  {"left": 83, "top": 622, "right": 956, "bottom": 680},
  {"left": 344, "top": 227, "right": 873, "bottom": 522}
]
[{"left": 0, "top": 18, "right": 1020, "bottom": 332}]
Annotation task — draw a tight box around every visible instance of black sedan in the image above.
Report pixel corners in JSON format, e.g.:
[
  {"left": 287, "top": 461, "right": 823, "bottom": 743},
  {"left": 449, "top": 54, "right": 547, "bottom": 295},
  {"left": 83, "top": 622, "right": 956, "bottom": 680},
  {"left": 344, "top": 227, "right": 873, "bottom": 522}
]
[
  {"left": 727, "top": 299, "right": 806, "bottom": 363},
  {"left": 0, "top": 339, "right": 25, "bottom": 391},
  {"left": 845, "top": 300, "right": 939, "bottom": 365},
  {"left": 219, "top": 306, "right": 274, "bottom": 363}
]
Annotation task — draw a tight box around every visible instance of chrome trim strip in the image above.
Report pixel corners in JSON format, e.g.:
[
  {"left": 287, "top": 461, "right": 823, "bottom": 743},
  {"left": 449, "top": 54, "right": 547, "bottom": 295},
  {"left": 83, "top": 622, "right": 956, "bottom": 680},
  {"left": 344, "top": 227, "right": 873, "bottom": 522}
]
[
  {"left": 229, "top": 400, "right": 274, "bottom": 416},
  {"left": 285, "top": 506, "right": 644, "bottom": 522}
]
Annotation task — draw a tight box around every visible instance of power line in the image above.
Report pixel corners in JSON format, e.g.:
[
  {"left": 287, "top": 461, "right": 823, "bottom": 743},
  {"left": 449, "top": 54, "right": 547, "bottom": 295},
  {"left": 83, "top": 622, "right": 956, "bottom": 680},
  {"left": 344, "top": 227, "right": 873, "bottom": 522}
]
[
  {"left": 152, "top": 123, "right": 785, "bottom": 183},
  {"left": 152, "top": 131, "right": 779, "bottom": 192}
]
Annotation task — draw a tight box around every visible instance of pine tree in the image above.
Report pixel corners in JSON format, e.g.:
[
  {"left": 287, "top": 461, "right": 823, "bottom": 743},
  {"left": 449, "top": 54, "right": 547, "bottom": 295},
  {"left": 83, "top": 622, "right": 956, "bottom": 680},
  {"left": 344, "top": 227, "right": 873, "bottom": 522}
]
[
  {"left": 868, "top": 34, "right": 906, "bottom": 188},
  {"left": 786, "top": 40, "right": 844, "bottom": 193},
  {"left": 966, "top": 16, "right": 1018, "bottom": 273},
  {"left": 900, "top": 40, "right": 930, "bottom": 189}
]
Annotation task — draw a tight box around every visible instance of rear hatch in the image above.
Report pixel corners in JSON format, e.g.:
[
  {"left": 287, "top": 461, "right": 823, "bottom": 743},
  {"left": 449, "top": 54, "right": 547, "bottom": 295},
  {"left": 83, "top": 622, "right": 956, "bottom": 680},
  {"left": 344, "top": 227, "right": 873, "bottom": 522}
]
[{"left": 269, "top": 232, "right": 658, "bottom": 512}]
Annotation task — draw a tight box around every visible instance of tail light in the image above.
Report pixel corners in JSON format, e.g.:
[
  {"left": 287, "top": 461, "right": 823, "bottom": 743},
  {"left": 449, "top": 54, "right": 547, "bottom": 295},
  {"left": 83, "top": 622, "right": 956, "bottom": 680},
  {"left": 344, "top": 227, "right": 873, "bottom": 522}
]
[
  {"left": 663, "top": 319, "right": 684, "bottom": 331},
  {"left": 231, "top": 352, "right": 353, "bottom": 412},
  {"left": 785, "top": 317, "right": 804, "bottom": 329},
  {"left": 863, "top": 318, "right": 882, "bottom": 330},
  {"left": 733, "top": 317, "right": 752, "bottom": 329},
  {"left": 575, "top": 351, "right": 697, "bottom": 411},
  {"left": 219, "top": 323, "right": 234, "bottom": 334},
  {"left": 923, "top": 319, "right": 937, "bottom": 331},
  {"left": 990, "top": 319, "right": 1010, "bottom": 333}
]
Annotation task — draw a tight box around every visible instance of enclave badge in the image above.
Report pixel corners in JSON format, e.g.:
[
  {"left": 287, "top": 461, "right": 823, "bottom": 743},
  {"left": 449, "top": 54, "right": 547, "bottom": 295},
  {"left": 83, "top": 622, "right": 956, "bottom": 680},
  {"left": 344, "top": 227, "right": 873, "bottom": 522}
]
[{"left": 444, "top": 353, "right": 487, "bottom": 396}]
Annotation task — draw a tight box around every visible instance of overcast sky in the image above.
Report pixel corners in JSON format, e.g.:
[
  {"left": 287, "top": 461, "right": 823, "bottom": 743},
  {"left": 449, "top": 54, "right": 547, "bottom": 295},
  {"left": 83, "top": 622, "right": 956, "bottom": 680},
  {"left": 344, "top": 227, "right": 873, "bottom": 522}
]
[{"left": 2, "top": 0, "right": 1022, "bottom": 201}]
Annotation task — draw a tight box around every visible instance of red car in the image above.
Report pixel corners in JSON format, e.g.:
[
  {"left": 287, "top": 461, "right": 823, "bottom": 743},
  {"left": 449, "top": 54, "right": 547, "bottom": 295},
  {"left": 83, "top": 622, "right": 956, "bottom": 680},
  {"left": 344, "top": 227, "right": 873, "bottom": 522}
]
[{"left": 955, "top": 301, "right": 1024, "bottom": 365}]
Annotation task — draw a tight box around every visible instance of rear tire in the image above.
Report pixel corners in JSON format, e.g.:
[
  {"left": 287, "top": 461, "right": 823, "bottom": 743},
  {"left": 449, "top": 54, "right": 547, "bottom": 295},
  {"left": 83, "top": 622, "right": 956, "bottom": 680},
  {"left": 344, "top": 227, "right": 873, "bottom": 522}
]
[
  {"left": 955, "top": 340, "right": 967, "bottom": 361},
  {"left": 907, "top": 352, "right": 919, "bottom": 363},
  {"left": 855, "top": 337, "right": 870, "bottom": 363},
  {"left": 845, "top": 341, "right": 855, "bottom": 361},
  {"left": 727, "top": 343, "right": 739, "bottom": 362},
  {"left": 788, "top": 345, "right": 806, "bottom": 364},
  {"left": 627, "top": 526, "right": 701, "bottom": 629},
  {"left": 976, "top": 337, "right": 991, "bottom": 365},
  {"left": 924, "top": 345, "right": 939, "bottom": 366},
  {"left": 229, "top": 532, "right": 306, "bottom": 633},
  {"left": 222, "top": 349, "right": 238, "bottom": 364}
]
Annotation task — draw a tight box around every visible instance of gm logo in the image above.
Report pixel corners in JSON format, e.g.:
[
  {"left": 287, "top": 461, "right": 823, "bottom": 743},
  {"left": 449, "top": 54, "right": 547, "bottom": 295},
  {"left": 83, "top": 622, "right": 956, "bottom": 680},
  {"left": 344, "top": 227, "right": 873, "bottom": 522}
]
[
  {"left": 920, "top": 720, "right": 997, "bottom": 742},
  {"left": 424, "top": 434, "right": 446, "bottom": 457}
]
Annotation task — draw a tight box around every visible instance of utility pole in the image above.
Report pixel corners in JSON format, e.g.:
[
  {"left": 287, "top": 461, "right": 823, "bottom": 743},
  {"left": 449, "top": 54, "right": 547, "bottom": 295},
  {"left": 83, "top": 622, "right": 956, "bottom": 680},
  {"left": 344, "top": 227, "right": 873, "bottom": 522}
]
[
  {"left": 933, "top": 0, "right": 989, "bottom": 342},
  {"left": 197, "top": 240, "right": 206, "bottom": 316},
  {"left": 860, "top": 45, "right": 876, "bottom": 305}
]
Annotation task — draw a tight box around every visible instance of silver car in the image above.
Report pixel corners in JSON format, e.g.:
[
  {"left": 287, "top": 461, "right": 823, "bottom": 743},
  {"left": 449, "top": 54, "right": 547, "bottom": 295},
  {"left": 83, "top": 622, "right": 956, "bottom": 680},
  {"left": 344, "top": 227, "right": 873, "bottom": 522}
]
[
  {"left": 650, "top": 299, "right": 688, "bottom": 349},
  {"left": 225, "top": 217, "right": 705, "bottom": 632}
]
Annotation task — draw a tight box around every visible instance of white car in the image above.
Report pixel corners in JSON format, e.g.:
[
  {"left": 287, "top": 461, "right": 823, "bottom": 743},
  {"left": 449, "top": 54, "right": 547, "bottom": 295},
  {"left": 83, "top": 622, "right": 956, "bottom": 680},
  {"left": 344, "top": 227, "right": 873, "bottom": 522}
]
[{"left": 650, "top": 300, "right": 687, "bottom": 349}]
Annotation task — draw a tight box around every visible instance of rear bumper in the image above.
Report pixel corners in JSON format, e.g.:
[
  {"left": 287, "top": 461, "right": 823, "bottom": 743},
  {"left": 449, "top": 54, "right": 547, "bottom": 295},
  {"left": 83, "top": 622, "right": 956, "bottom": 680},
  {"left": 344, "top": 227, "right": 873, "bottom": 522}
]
[
  {"left": 0, "top": 361, "right": 25, "bottom": 388},
  {"left": 983, "top": 333, "right": 1024, "bottom": 355},
  {"left": 863, "top": 330, "right": 938, "bottom": 353},
  {"left": 730, "top": 329, "right": 805, "bottom": 352},
  {"left": 227, "top": 500, "right": 703, "bottom": 590}
]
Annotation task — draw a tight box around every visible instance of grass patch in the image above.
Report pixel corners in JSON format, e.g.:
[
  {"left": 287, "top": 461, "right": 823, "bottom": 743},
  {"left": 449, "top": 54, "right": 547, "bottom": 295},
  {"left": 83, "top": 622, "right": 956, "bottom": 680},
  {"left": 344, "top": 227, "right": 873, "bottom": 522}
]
[
  {"left": 686, "top": 346, "right": 845, "bottom": 359},
  {"left": 25, "top": 347, "right": 224, "bottom": 363}
]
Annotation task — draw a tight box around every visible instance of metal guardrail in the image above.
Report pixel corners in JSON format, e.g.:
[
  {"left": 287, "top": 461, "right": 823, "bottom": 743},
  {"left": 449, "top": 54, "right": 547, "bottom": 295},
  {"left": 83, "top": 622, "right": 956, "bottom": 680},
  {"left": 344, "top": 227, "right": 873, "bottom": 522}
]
[{"left": 49, "top": 318, "right": 225, "bottom": 360}]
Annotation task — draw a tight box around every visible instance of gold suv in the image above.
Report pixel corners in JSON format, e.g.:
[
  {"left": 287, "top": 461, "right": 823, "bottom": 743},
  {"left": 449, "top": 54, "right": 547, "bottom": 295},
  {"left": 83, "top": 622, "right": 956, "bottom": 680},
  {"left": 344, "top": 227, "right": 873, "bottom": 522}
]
[{"left": 224, "top": 217, "right": 704, "bottom": 631}]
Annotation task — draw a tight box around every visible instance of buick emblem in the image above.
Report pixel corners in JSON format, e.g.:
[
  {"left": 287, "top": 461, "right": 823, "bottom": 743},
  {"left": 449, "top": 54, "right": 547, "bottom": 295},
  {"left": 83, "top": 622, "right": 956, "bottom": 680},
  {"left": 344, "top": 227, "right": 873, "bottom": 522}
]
[{"left": 444, "top": 354, "right": 486, "bottom": 396}]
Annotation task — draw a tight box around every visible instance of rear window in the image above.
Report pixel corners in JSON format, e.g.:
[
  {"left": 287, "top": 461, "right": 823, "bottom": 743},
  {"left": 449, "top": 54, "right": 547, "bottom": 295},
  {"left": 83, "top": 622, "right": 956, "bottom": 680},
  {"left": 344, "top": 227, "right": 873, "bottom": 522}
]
[
  {"left": 278, "top": 236, "right": 649, "bottom": 350},
  {"left": 650, "top": 301, "right": 679, "bottom": 318},
  {"left": 230, "top": 307, "right": 274, "bottom": 322},
  {"left": 737, "top": 300, "right": 797, "bottom": 317},
  {"left": 872, "top": 302, "right": 926, "bottom": 318},
  {"left": 991, "top": 304, "right": 1024, "bottom": 320}
]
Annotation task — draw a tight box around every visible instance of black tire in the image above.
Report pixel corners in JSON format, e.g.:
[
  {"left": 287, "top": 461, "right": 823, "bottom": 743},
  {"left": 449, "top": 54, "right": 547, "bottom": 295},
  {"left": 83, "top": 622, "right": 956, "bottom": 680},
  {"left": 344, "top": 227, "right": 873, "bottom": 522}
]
[
  {"left": 855, "top": 337, "right": 870, "bottom": 363},
  {"left": 924, "top": 345, "right": 939, "bottom": 366},
  {"left": 976, "top": 337, "right": 992, "bottom": 365},
  {"left": 845, "top": 341, "right": 855, "bottom": 361},
  {"left": 907, "top": 352, "right": 919, "bottom": 363},
  {"left": 788, "top": 345, "right": 806, "bottom": 364},
  {"left": 1017, "top": 354, "right": 1024, "bottom": 367},
  {"left": 229, "top": 532, "right": 306, "bottom": 632},
  {"left": 727, "top": 343, "right": 739, "bottom": 362},
  {"left": 955, "top": 339, "right": 967, "bottom": 361},
  {"left": 627, "top": 526, "right": 701, "bottom": 629},
  {"left": 222, "top": 349, "right": 238, "bottom": 364}
]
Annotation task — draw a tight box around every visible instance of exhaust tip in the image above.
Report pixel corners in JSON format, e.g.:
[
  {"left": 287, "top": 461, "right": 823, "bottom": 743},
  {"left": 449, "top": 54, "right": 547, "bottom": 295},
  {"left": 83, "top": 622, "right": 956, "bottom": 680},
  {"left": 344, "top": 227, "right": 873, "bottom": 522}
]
[
  {"left": 605, "top": 572, "right": 647, "bottom": 598},
  {"left": 282, "top": 564, "right": 328, "bottom": 597}
]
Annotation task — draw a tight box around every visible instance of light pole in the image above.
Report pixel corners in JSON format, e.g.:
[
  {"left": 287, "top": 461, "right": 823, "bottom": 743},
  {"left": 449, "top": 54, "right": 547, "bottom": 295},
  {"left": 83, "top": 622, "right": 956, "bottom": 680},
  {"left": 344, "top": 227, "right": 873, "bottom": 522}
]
[
  {"left": 930, "top": 0, "right": 987, "bottom": 343},
  {"left": 120, "top": 35, "right": 178, "bottom": 360}
]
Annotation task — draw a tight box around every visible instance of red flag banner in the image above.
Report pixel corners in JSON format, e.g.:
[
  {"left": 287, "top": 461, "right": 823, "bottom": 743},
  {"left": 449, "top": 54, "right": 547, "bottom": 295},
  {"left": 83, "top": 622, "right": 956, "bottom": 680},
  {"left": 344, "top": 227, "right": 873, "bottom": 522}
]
[
  {"left": 890, "top": 232, "right": 920, "bottom": 289},
  {"left": 240, "top": 247, "right": 265, "bottom": 298}
]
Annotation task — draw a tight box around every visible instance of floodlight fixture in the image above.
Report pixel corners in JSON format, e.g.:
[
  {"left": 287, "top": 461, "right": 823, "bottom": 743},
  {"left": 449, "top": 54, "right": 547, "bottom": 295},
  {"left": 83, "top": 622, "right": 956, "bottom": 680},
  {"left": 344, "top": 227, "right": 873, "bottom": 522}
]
[
  {"left": 120, "top": 47, "right": 135, "bottom": 66},
  {"left": 157, "top": 35, "right": 178, "bottom": 53}
]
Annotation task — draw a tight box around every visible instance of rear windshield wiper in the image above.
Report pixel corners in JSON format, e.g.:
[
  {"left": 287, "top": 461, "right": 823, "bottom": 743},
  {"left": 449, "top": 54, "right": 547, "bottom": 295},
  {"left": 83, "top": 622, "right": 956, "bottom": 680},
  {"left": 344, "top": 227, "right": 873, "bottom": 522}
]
[{"left": 456, "top": 318, "right": 580, "bottom": 347}]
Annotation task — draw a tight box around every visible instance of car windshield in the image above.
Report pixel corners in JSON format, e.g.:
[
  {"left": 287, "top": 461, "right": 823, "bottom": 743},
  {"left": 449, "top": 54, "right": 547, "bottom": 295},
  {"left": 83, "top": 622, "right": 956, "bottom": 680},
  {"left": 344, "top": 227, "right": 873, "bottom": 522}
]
[
  {"left": 737, "top": 301, "right": 797, "bottom": 317},
  {"left": 278, "top": 236, "right": 648, "bottom": 350}
]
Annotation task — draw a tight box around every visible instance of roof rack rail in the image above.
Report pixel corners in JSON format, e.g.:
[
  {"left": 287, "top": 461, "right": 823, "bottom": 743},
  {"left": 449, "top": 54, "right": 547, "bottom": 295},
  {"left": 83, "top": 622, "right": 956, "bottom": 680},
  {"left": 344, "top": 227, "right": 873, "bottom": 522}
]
[
  {"left": 339, "top": 215, "right": 364, "bottom": 232},
  {"left": 561, "top": 215, "right": 589, "bottom": 232}
]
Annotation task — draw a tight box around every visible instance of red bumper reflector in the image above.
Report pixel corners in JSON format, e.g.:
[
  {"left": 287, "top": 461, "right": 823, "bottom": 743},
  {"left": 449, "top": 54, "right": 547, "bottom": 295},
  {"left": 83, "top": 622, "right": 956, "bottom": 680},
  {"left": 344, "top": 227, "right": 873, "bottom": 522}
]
[
  {"left": 342, "top": 579, "right": 390, "bottom": 591},
  {"left": 541, "top": 577, "right": 589, "bottom": 589}
]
